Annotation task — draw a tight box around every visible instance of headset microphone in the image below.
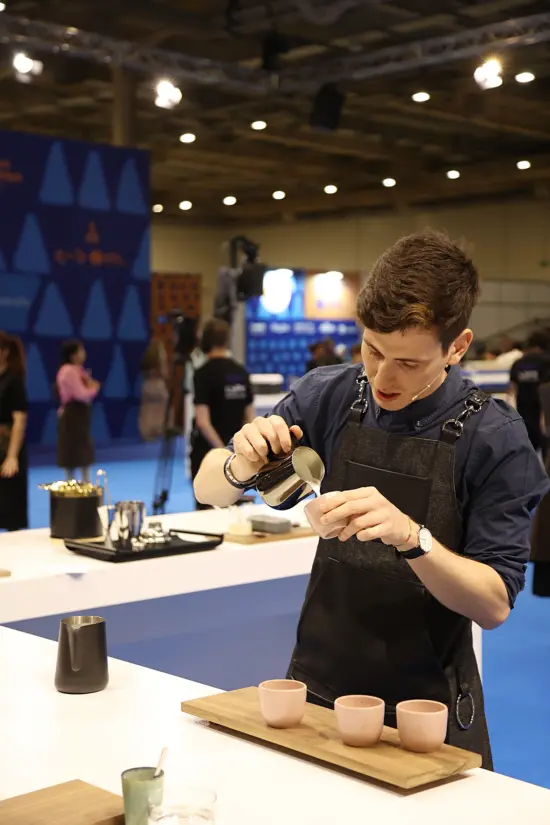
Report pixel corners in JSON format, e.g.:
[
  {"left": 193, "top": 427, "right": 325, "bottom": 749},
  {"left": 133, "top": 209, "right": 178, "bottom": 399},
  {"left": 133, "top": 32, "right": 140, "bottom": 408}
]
[{"left": 410, "top": 367, "right": 448, "bottom": 403}]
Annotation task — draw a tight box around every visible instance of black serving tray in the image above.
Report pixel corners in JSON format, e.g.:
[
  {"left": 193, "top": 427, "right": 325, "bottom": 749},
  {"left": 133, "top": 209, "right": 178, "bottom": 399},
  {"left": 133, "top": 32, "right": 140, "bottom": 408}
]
[{"left": 64, "top": 529, "right": 224, "bottom": 563}]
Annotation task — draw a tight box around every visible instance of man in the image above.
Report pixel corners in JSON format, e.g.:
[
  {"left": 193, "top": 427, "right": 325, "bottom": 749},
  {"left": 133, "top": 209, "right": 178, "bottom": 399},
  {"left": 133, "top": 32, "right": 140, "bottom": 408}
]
[
  {"left": 194, "top": 232, "right": 549, "bottom": 767},
  {"left": 190, "top": 318, "right": 254, "bottom": 509},
  {"left": 510, "top": 331, "right": 550, "bottom": 454}
]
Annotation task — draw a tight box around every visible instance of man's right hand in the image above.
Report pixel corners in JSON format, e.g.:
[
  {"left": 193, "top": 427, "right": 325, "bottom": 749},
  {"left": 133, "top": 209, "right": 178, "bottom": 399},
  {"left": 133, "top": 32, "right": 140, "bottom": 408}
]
[{"left": 233, "top": 415, "right": 303, "bottom": 470}]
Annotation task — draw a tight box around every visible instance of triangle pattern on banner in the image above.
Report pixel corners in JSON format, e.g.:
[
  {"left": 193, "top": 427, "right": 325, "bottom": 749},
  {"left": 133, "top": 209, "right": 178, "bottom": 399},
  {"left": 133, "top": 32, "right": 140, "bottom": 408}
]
[
  {"left": 41, "top": 408, "right": 59, "bottom": 446},
  {"left": 117, "top": 285, "right": 148, "bottom": 341},
  {"left": 116, "top": 158, "right": 147, "bottom": 215},
  {"left": 78, "top": 150, "right": 111, "bottom": 211},
  {"left": 92, "top": 402, "right": 111, "bottom": 442},
  {"left": 39, "top": 141, "right": 74, "bottom": 206},
  {"left": 103, "top": 344, "right": 129, "bottom": 398},
  {"left": 34, "top": 282, "right": 74, "bottom": 337},
  {"left": 80, "top": 280, "right": 113, "bottom": 340},
  {"left": 132, "top": 226, "right": 150, "bottom": 280},
  {"left": 0, "top": 246, "right": 6, "bottom": 271},
  {"left": 0, "top": 274, "right": 40, "bottom": 332},
  {"left": 14, "top": 214, "right": 50, "bottom": 274},
  {"left": 26, "top": 343, "right": 52, "bottom": 402}
]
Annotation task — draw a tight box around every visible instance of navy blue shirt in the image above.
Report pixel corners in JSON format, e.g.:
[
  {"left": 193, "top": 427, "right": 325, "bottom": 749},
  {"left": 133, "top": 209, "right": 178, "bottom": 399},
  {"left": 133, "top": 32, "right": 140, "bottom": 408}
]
[{"left": 267, "top": 363, "right": 550, "bottom": 607}]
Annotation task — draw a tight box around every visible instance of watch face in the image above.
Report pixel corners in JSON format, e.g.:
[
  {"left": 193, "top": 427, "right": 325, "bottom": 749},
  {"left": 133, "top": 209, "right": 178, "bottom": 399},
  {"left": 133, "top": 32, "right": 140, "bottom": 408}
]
[{"left": 418, "top": 527, "right": 432, "bottom": 553}]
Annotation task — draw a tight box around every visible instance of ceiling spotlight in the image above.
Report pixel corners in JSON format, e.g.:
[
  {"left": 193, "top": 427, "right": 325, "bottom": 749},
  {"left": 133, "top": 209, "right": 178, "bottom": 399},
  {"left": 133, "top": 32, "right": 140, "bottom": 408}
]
[
  {"left": 324, "top": 184, "right": 338, "bottom": 194},
  {"left": 223, "top": 196, "right": 237, "bottom": 206},
  {"left": 446, "top": 169, "right": 460, "bottom": 180},
  {"left": 155, "top": 79, "right": 182, "bottom": 109},
  {"left": 272, "top": 190, "right": 286, "bottom": 200},
  {"left": 412, "top": 91, "right": 430, "bottom": 103},
  {"left": 517, "top": 160, "right": 531, "bottom": 170},
  {"left": 382, "top": 178, "right": 396, "bottom": 188},
  {"left": 152, "top": 204, "right": 164, "bottom": 214},
  {"left": 251, "top": 120, "right": 267, "bottom": 131},
  {"left": 179, "top": 200, "right": 193, "bottom": 211},
  {"left": 12, "top": 52, "right": 42, "bottom": 77},
  {"left": 179, "top": 133, "right": 196, "bottom": 144},
  {"left": 515, "top": 71, "right": 535, "bottom": 84},
  {"left": 0, "top": 3, "right": 6, "bottom": 11},
  {"left": 474, "top": 58, "right": 503, "bottom": 90}
]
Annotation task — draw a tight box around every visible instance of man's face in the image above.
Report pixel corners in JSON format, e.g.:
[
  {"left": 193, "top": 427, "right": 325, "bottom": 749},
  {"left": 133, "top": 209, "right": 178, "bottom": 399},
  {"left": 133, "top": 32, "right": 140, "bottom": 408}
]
[{"left": 361, "top": 326, "right": 471, "bottom": 411}]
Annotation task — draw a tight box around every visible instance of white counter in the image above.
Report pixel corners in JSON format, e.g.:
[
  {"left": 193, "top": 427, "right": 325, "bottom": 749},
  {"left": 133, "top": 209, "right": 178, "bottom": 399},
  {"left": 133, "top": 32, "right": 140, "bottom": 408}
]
[
  {"left": 0, "top": 504, "right": 483, "bottom": 673},
  {"left": 0, "top": 628, "right": 546, "bottom": 825},
  {"left": 0, "top": 505, "right": 316, "bottom": 624}
]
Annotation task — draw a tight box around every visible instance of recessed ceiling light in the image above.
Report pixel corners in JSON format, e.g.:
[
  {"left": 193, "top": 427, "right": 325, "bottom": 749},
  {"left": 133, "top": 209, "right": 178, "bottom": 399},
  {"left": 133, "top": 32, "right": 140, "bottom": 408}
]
[
  {"left": 446, "top": 169, "right": 460, "bottom": 180},
  {"left": 179, "top": 200, "right": 193, "bottom": 211},
  {"left": 272, "top": 190, "right": 286, "bottom": 200},
  {"left": 515, "top": 71, "right": 535, "bottom": 84},
  {"left": 324, "top": 184, "right": 338, "bottom": 194},
  {"left": 412, "top": 91, "right": 430, "bottom": 103},
  {"left": 152, "top": 204, "right": 164, "bottom": 213},
  {"left": 517, "top": 160, "right": 531, "bottom": 170},
  {"left": 251, "top": 120, "right": 267, "bottom": 131},
  {"left": 179, "top": 133, "right": 196, "bottom": 144},
  {"left": 382, "top": 178, "right": 396, "bottom": 188},
  {"left": 223, "top": 195, "right": 237, "bottom": 206}
]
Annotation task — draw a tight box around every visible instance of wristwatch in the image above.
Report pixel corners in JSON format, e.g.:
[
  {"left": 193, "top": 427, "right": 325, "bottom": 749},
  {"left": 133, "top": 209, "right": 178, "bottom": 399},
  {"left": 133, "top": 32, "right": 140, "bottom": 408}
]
[{"left": 397, "top": 525, "right": 433, "bottom": 560}]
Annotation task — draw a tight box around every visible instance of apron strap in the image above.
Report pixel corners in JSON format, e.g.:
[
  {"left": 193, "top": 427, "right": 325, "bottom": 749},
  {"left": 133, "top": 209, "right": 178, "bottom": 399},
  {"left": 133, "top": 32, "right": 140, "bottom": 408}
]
[{"left": 440, "top": 390, "right": 489, "bottom": 445}]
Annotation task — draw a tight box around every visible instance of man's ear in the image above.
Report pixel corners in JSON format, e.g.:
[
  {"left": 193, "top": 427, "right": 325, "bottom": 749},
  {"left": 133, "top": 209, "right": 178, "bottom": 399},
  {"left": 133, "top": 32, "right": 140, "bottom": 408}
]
[{"left": 447, "top": 329, "right": 473, "bottom": 366}]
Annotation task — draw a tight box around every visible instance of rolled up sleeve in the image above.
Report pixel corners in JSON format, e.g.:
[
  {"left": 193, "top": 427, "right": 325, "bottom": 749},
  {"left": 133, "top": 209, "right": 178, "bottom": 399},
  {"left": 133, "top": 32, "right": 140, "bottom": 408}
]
[{"left": 463, "top": 419, "right": 550, "bottom": 606}]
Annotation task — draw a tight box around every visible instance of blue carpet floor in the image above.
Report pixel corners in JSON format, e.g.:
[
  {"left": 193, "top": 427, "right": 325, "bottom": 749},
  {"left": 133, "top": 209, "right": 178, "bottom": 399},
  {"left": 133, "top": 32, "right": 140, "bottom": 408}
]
[{"left": 16, "top": 441, "right": 550, "bottom": 789}]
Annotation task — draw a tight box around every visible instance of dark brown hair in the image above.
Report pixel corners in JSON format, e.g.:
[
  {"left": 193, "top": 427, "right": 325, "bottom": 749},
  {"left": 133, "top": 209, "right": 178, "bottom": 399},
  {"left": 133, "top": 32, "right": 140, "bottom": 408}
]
[
  {"left": 0, "top": 332, "right": 26, "bottom": 376},
  {"left": 357, "top": 231, "right": 480, "bottom": 350},
  {"left": 200, "top": 318, "right": 230, "bottom": 354}
]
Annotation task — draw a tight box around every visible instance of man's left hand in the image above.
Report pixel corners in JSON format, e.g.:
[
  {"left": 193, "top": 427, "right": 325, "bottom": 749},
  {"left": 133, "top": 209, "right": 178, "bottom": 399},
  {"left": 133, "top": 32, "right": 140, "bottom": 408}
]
[{"left": 318, "top": 487, "right": 411, "bottom": 545}]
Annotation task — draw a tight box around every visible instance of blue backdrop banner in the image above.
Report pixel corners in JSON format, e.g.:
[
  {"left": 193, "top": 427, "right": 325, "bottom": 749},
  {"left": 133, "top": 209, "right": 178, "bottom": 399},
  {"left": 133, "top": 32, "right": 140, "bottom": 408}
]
[{"left": 0, "top": 131, "right": 150, "bottom": 445}]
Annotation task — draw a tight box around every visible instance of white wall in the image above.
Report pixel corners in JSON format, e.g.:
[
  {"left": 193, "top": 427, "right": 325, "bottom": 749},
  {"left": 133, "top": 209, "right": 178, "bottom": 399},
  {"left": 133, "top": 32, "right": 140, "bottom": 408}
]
[{"left": 151, "top": 198, "right": 550, "bottom": 334}]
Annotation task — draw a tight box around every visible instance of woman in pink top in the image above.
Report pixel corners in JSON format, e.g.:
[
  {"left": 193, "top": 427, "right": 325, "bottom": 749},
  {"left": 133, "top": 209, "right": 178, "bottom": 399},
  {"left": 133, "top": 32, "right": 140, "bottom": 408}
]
[{"left": 56, "top": 339, "right": 100, "bottom": 482}]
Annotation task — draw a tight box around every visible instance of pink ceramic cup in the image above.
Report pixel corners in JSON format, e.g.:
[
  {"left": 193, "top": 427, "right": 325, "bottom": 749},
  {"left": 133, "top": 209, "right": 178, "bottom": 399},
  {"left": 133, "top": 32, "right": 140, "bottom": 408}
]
[
  {"left": 304, "top": 492, "right": 348, "bottom": 539},
  {"left": 334, "top": 695, "right": 385, "bottom": 747},
  {"left": 259, "top": 679, "right": 307, "bottom": 728},
  {"left": 396, "top": 699, "right": 449, "bottom": 753}
]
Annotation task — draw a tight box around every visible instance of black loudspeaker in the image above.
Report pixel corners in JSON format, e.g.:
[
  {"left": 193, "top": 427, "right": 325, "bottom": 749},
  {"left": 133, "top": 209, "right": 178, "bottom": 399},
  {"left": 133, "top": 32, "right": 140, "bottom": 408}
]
[
  {"left": 237, "top": 261, "right": 268, "bottom": 299},
  {"left": 310, "top": 83, "right": 345, "bottom": 132}
]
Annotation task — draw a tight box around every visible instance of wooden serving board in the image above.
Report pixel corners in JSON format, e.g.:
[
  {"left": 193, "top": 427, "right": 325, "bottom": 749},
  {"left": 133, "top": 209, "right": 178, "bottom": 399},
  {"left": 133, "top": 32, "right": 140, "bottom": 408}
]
[
  {"left": 225, "top": 526, "right": 315, "bottom": 544},
  {"left": 0, "top": 780, "right": 124, "bottom": 825},
  {"left": 181, "top": 687, "right": 482, "bottom": 790}
]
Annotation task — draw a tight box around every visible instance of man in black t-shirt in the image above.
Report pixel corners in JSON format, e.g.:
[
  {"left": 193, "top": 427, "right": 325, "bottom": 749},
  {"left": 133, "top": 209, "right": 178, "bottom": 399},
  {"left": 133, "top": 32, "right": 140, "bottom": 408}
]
[
  {"left": 510, "top": 331, "right": 550, "bottom": 453},
  {"left": 190, "top": 318, "right": 254, "bottom": 509}
]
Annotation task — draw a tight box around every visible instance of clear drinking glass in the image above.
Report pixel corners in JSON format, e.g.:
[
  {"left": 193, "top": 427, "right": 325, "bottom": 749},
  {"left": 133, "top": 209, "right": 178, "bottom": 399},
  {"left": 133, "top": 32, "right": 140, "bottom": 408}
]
[{"left": 148, "top": 787, "right": 216, "bottom": 825}]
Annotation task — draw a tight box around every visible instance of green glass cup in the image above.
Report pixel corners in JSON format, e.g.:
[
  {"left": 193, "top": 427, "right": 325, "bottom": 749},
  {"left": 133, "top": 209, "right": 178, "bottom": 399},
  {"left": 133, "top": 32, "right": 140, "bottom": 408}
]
[{"left": 121, "top": 767, "right": 164, "bottom": 825}]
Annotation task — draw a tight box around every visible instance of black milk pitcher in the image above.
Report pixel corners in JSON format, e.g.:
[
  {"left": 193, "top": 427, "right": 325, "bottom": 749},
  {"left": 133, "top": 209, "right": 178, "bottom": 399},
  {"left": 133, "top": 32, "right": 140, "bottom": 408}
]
[{"left": 55, "top": 616, "right": 109, "bottom": 694}]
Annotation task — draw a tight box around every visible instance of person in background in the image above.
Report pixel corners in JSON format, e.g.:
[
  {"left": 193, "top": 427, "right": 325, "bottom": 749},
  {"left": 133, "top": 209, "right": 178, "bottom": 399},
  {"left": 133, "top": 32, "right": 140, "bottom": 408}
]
[
  {"left": 56, "top": 339, "right": 100, "bottom": 482},
  {"left": 510, "top": 331, "right": 550, "bottom": 454},
  {"left": 350, "top": 343, "right": 362, "bottom": 364},
  {"left": 306, "top": 341, "right": 324, "bottom": 372},
  {"left": 139, "top": 339, "right": 170, "bottom": 442},
  {"left": 319, "top": 337, "right": 343, "bottom": 367},
  {"left": 495, "top": 337, "right": 523, "bottom": 369},
  {"left": 190, "top": 318, "right": 254, "bottom": 509},
  {"left": 0, "top": 333, "right": 28, "bottom": 531}
]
